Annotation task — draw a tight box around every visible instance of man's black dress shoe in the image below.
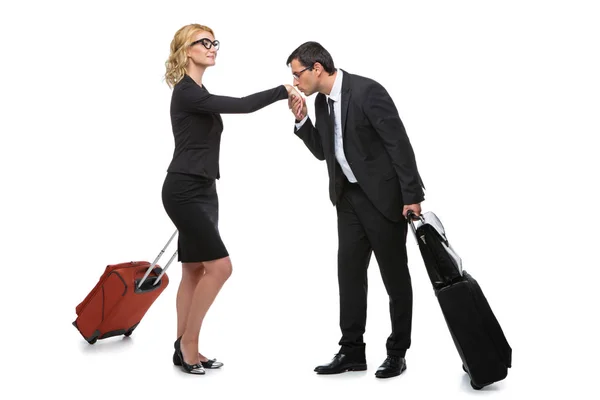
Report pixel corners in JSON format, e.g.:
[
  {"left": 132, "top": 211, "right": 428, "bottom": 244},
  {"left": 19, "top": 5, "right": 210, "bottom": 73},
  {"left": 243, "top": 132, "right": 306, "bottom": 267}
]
[
  {"left": 314, "top": 353, "right": 367, "bottom": 374},
  {"left": 375, "top": 355, "right": 406, "bottom": 378}
]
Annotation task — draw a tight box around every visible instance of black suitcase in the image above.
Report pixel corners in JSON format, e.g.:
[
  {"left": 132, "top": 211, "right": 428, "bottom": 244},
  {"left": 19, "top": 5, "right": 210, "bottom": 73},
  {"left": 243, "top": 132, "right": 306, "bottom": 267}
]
[{"left": 408, "top": 211, "right": 512, "bottom": 390}]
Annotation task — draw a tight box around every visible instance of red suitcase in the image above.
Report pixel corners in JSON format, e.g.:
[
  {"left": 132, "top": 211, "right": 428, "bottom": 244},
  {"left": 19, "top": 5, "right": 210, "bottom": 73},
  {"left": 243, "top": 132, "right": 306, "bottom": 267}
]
[{"left": 73, "top": 230, "right": 178, "bottom": 344}]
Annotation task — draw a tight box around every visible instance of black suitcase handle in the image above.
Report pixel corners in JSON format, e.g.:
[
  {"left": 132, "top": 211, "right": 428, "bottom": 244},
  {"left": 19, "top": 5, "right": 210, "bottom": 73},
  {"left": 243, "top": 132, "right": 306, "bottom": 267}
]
[{"left": 406, "top": 210, "right": 423, "bottom": 234}]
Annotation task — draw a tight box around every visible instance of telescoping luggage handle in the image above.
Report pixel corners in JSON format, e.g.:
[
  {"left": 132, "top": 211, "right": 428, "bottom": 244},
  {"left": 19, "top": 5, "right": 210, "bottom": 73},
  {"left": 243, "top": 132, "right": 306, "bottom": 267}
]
[{"left": 137, "top": 229, "right": 178, "bottom": 289}]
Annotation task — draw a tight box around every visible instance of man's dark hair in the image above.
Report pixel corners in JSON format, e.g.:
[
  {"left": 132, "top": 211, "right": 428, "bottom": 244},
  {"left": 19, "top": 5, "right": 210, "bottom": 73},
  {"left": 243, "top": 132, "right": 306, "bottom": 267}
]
[{"left": 286, "top": 41, "right": 336, "bottom": 75}]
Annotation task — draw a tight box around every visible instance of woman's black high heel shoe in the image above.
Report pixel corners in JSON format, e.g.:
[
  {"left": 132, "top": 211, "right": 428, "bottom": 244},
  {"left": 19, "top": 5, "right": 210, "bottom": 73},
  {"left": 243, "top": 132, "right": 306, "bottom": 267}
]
[{"left": 174, "top": 337, "right": 205, "bottom": 375}]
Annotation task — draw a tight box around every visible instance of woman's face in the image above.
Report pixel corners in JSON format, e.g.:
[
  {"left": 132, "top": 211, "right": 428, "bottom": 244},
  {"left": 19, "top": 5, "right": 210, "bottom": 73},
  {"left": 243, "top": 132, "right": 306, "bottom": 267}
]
[{"left": 187, "top": 31, "right": 218, "bottom": 68}]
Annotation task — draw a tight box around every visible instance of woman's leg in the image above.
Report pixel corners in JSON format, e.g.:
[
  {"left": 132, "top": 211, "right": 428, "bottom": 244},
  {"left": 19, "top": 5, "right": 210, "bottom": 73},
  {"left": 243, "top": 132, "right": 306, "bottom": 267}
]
[
  {"left": 177, "top": 262, "right": 205, "bottom": 338},
  {"left": 180, "top": 256, "right": 232, "bottom": 365}
]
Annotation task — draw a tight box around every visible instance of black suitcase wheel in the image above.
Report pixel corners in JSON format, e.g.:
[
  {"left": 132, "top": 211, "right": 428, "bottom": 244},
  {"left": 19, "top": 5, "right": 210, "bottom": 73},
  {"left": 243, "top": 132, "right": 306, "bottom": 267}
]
[
  {"left": 124, "top": 322, "right": 139, "bottom": 338},
  {"left": 87, "top": 338, "right": 97, "bottom": 345},
  {"left": 470, "top": 380, "right": 484, "bottom": 390}
]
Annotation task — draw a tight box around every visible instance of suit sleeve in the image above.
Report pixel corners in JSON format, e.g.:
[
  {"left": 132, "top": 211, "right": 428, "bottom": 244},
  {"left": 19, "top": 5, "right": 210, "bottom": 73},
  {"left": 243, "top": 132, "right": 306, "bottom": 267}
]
[
  {"left": 180, "top": 84, "right": 288, "bottom": 114},
  {"left": 294, "top": 116, "right": 325, "bottom": 161},
  {"left": 364, "top": 83, "right": 425, "bottom": 205}
]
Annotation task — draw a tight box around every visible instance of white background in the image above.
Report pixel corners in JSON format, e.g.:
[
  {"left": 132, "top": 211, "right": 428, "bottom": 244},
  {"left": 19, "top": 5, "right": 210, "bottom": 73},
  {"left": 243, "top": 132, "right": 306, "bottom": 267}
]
[{"left": 1, "top": 0, "right": 599, "bottom": 398}]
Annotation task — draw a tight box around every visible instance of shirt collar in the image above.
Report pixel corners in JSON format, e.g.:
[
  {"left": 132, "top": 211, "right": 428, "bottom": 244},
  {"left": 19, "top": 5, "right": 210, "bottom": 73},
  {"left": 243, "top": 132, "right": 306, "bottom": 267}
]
[{"left": 327, "top": 69, "right": 343, "bottom": 103}]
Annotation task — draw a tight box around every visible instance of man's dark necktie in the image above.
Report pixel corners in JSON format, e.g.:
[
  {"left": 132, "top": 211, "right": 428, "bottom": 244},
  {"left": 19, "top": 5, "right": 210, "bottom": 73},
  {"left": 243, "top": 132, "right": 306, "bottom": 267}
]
[
  {"left": 328, "top": 97, "right": 336, "bottom": 132},
  {"left": 328, "top": 96, "right": 343, "bottom": 187}
]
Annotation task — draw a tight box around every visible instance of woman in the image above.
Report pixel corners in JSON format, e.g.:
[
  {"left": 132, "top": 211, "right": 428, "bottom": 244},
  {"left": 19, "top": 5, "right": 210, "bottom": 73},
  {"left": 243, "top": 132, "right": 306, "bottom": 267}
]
[{"left": 162, "top": 23, "right": 302, "bottom": 375}]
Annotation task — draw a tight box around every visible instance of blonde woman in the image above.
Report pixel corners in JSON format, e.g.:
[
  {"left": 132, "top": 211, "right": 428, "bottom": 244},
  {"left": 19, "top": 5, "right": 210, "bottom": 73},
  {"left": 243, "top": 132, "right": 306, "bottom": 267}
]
[{"left": 162, "top": 23, "right": 302, "bottom": 375}]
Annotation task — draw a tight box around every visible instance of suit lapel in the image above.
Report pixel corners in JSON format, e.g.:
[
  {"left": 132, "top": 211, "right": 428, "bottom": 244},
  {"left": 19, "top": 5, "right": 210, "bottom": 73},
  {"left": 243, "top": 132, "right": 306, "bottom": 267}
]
[{"left": 340, "top": 70, "right": 351, "bottom": 137}]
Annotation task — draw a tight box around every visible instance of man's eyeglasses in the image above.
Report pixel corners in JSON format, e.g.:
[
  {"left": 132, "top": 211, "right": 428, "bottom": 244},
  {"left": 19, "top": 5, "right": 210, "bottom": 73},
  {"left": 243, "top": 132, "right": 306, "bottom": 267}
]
[
  {"left": 292, "top": 65, "right": 313, "bottom": 80},
  {"left": 190, "top": 38, "right": 220, "bottom": 50}
]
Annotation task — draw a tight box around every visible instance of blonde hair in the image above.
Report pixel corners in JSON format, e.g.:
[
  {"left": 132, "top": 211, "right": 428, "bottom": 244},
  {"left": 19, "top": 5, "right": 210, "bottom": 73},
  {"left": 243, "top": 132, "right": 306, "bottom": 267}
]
[{"left": 164, "top": 24, "right": 215, "bottom": 88}]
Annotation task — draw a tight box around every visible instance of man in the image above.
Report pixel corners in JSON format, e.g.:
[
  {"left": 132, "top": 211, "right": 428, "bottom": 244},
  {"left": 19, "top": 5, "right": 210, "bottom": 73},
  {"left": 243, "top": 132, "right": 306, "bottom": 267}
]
[{"left": 286, "top": 42, "right": 425, "bottom": 379}]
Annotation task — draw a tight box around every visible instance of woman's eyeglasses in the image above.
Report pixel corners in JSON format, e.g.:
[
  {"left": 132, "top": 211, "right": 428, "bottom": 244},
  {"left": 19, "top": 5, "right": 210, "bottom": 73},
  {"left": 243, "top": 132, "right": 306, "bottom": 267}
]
[{"left": 190, "top": 38, "right": 220, "bottom": 50}]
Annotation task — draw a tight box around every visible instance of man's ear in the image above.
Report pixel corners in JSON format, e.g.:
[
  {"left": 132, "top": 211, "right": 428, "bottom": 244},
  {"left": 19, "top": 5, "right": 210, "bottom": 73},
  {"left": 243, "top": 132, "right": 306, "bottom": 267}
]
[{"left": 313, "top": 62, "right": 323, "bottom": 77}]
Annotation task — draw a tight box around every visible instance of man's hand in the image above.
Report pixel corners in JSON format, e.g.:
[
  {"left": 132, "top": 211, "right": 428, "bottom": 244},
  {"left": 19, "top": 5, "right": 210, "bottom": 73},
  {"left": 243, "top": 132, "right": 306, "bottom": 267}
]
[
  {"left": 403, "top": 203, "right": 422, "bottom": 219},
  {"left": 289, "top": 93, "right": 306, "bottom": 121},
  {"left": 285, "top": 85, "right": 307, "bottom": 121}
]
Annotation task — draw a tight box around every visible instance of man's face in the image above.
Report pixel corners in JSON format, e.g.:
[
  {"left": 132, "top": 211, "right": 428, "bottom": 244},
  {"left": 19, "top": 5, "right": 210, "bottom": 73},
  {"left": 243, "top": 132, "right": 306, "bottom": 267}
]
[{"left": 290, "top": 59, "right": 316, "bottom": 96}]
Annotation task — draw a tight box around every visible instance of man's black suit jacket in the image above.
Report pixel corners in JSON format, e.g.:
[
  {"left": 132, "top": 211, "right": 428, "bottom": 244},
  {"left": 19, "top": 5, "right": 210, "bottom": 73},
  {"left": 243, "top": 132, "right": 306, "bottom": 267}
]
[{"left": 294, "top": 70, "right": 425, "bottom": 222}]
